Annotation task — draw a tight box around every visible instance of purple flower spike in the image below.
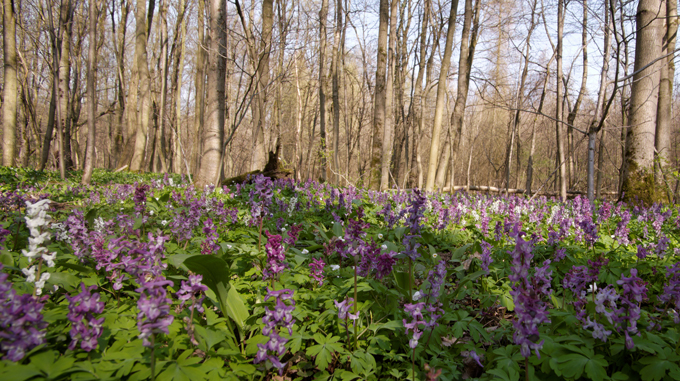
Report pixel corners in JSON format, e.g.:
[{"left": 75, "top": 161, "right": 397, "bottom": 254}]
[
  {"left": 136, "top": 277, "right": 175, "bottom": 347},
  {"left": 254, "top": 288, "right": 296, "bottom": 375},
  {"left": 309, "top": 258, "right": 325, "bottom": 286},
  {"left": 0, "top": 265, "right": 48, "bottom": 361},
  {"left": 66, "top": 283, "right": 105, "bottom": 352}
]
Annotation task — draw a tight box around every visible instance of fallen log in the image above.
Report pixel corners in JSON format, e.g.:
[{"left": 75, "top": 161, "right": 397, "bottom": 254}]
[{"left": 221, "top": 144, "right": 292, "bottom": 186}]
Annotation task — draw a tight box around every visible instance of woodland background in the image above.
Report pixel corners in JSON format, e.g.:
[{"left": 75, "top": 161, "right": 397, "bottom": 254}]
[{"left": 1, "top": 0, "right": 678, "bottom": 201}]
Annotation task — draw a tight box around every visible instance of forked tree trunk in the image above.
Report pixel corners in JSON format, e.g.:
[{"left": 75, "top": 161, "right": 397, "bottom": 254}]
[{"left": 424, "top": 0, "right": 459, "bottom": 191}]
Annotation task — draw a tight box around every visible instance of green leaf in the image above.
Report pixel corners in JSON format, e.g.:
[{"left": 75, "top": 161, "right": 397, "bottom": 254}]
[
  {"left": 0, "top": 250, "right": 13, "bottom": 267},
  {"left": 556, "top": 353, "right": 607, "bottom": 381},
  {"left": 0, "top": 363, "right": 41, "bottom": 381},
  {"left": 306, "top": 334, "right": 343, "bottom": 370},
  {"left": 195, "top": 326, "right": 227, "bottom": 352},
  {"left": 47, "top": 271, "right": 81, "bottom": 290},
  {"left": 224, "top": 284, "right": 249, "bottom": 329},
  {"left": 332, "top": 222, "right": 345, "bottom": 238},
  {"left": 29, "top": 350, "right": 76, "bottom": 379},
  {"left": 451, "top": 243, "right": 473, "bottom": 261},
  {"left": 640, "top": 354, "right": 680, "bottom": 381},
  {"left": 487, "top": 368, "right": 517, "bottom": 381},
  {"left": 182, "top": 255, "right": 231, "bottom": 319}
]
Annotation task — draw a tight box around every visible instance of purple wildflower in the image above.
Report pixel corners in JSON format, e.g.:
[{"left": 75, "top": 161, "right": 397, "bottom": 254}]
[
  {"left": 403, "top": 302, "right": 426, "bottom": 349},
  {"left": 136, "top": 277, "right": 175, "bottom": 347},
  {"left": 480, "top": 241, "right": 493, "bottom": 274},
  {"left": 424, "top": 262, "right": 446, "bottom": 300},
  {"left": 334, "top": 298, "right": 360, "bottom": 323},
  {"left": 254, "top": 288, "right": 296, "bottom": 375},
  {"left": 0, "top": 265, "right": 48, "bottom": 361},
  {"left": 134, "top": 184, "right": 151, "bottom": 217},
  {"left": 66, "top": 283, "right": 105, "bottom": 352},
  {"left": 309, "top": 258, "right": 325, "bottom": 286},
  {"left": 264, "top": 231, "right": 287, "bottom": 279},
  {"left": 201, "top": 218, "right": 219, "bottom": 255},
  {"left": 176, "top": 274, "right": 208, "bottom": 313}
]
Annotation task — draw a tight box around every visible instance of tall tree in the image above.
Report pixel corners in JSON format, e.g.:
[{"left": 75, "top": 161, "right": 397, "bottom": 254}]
[
  {"left": 656, "top": 0, "right": 677, "bottom": 177},
  {"left": 192, "top": 0, "right": 206, "bottom": 175},
  {"left": 82, "top": 0, "right": 97, "bottom": 184},
  {"left": 555, "top": 0, "right": 567, "bottom": 200},
  {"left": 250, "top": 0, "right": 273, "bottom": 171},
  {"left": 2, "top": 0, "right": 18, "bottom": 167},
  {"left": 369, "top": 0, "right": 389, "bottom": 189},
  {"left": 447, "top": 0, "right": 480, "bottom": 188},
  {"left": 424, "top": 0, "right": 459, "bottom": 191},
  {"left": 622, "top": 0, "right": 665, "bottom": 202},
  {"left": 331, "top": 0, "right": 344, "bottom": 184},
  {"left": 587, "top": 0, "right": 613, "bottom": 201},
  {"left": 406, "top": 0, "right": 431, "bottom": 188},
  {"left": 196, "top": 0, "right": 227, "bottom": 186},
  {"left": 318, "top": 0, "right": 329, "bottom": 181},
  {"left": 380, "top": 0, "right": 398, "bottom": 190},
  {"left": 57, "top": 0, "right": 75, "bottom": 170}
]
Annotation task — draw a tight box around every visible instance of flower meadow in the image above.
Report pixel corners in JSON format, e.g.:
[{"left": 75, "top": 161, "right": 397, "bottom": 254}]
[{"left": 0, "top": 168, "right": 679, "bottom": 381}]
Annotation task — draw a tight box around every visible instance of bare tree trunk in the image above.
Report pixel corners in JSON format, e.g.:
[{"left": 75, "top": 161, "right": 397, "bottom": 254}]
[
  {"left": 503, "top": 0, "right": 536, "bottom": 192},
  {"left": 369, "top": 0, "right": 389, "bottom": 189},
  {"left": 379, "top": 0, "right": 398, "bottom": 190},
  {"left": 622, "top": 0, "right": 664, "bottom": 202},
  {"left": 556, "top": 0, "right": 567, "bottom": 200},
  {"left": 587, "top": 0, "right": 612, "bottom": 201},
  {"left": 57, "top": 0, "right": 74, "bottom": 170},
  {"left": 424, "top": 0, "right": 459, "bottom": 191},
  {"left": 171, "top": 0, "right": 187, "bottom": 174},
  {"left": 192, "top": 0, "right": 206, "bottom": 174},
  {"left": 82, "top": 0, "right": 97, "bottom": 184},
  {"left": 250, "top": 0, "right": 273, "bottom": 171},
  {"left": 656, "top": 0, "right": 677, "bottom": 176},
  {"left": 109, "top": 0, "right": 129, "bottom": 169},
  {"left": 450, "top": 0, "right": 479, "bottom": 185},
  {"left": 196, "top": 0, "right": 226, "bottom": 186},
  {"left": 331, "top": 0, "right": 343, "bottom": 185},
  {"left": 407, "top": 0, "right": 430, "bottom": 188},
  {"left": 153, "top": 0, "right": 169, "bottom": 173},
  {"left": 2, "top": 0, "right": 18, "bottom": 167}
]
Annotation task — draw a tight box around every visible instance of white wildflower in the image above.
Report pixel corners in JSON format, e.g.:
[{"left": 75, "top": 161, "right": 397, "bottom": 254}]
[
  {"left": 378, "top": 233, "right": 383, "bottom": 239},
  {"left": 94, "top": 217, "right": 106, "bottom": 233},
  {"left": 42, "top": 252, "right": 57, "bottom": 268},
  {"left": 302, "top": 249, "right": 309, "bottom": 254},
  {"left": 161, "top": 220, "right": 168, "bottom": 226},
  {"left": 413, "top": 291, "right": 423, "bottom": 301},
  {"left": 35, "top": 274, "right": 50, "bottom": 294},
  {"left": 22, "top": 266, "right": 37, "bottom": 283},
  {"left": 330, "top": 264, "right": 340, "bottom": 271},
  {"left": 381, "top": 244, "right": 388, "bottom": 250}
]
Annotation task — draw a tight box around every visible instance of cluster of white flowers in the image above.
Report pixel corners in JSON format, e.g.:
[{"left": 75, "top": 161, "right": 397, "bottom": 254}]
[
  {"left": 470, "top": 210, "right": 480, "bottom": 222},
  {"left": 21, "top": 199, "right": 57, "bottom": 295},
  {"left": 94, "top": 217, "right": 106, "bottom": 233},
  {"left": 52, "top": 222, "right": 71, "bottom": 243},
  {"left": 287, "top": 197, "right": 298, "bottom": 217}
]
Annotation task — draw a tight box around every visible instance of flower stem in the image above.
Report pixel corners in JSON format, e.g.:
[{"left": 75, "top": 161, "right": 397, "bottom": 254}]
[
  {"left": 150, "top": 334, "right": 156, "bottom": 381},
  {"left": 409, "top": 258, "right": 413, "bottom": 303},
  {"left": 411, "top": 346, "right": 416, "bottom": 380},
  {"left": 354, "top": 259, "right": 358, "bottom": 351},
  {"left": 525, "top": 358, "right": 529, "bottom": 381}
]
